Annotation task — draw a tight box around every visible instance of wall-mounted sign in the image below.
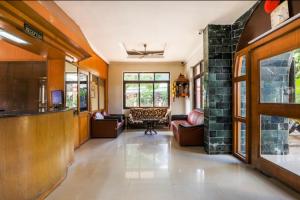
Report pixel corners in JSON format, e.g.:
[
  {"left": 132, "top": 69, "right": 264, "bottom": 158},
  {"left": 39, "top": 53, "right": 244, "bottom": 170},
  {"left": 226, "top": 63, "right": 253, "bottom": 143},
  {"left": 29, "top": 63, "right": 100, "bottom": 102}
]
[{"left": 24, "top": 23, "right": 43, "bottom": 40}]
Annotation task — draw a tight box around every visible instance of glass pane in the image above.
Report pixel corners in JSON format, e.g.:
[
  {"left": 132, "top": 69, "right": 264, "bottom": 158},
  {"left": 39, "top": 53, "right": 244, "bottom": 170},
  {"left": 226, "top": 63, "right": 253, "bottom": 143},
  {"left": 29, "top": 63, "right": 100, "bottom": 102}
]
[
  {"left": 240, "top": 56, "right": 246, "bottom": 76},
  {"left": 90, "top": 75, "right": 99, "bottom": 111},
  {"left": 140, "top": 73, "right": 154, "bottom": 81},
  {"left": 237, "top": 122, "right": 246, "bottom": 157},
  {"left": 124, "top": 73, "right": 138, "bottom": 81},
  {"left": 260, "top": 49, "right": 300, "bottom": 103},
  {"left": 237, "top": 81, "right": 246, "bottom": 117},
  {"left": 194, "top": 64, "right": 200, "bottom": 76},
  {"left": 66, "top": 73, "right": 78, "bottom": 81},
  {"left": 261, "top": 115, "right": 300, "bottom": 176},
  {"left": 155, "top": 73, "right": 169, "bottom": 81},
  {"left": 154, "top": 83, "right": 168, "bottom": 107},
  {"left": 200, "top": 61, "right": 204, "bottom": 73},
  {"left": 236, "top": 55, "right": 246, "bottom": 77},
  {"left": 125, "top": 83, "right": 139, "bottom": 107},
  {"left": 79, "top": 73, "right": 87, "bottom": 82},
  {"left": 79, "top": 73, "right": 88, "bottom": 111},
  {"left": 66, "top": 83, "right": 77, "bottom": 108},
  {"left": 195, "top": 78, "right": 201, "bottom": 109},
  {"left": 140, "top": 83, "right": 153, "bottom": 107}
]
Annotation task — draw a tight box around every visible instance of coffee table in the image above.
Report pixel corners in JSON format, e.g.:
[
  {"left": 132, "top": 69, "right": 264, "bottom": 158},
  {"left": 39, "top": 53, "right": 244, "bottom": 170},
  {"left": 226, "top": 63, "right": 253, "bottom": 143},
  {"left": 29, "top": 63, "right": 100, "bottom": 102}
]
[{"left": 143, "top": 119, "right": 159, "bottom": 135}]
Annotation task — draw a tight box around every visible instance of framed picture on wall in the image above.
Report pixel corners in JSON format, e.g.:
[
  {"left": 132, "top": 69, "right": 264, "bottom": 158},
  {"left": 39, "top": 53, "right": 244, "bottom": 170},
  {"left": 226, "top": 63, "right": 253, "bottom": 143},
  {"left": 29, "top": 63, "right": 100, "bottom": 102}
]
[
  {"left": 90, "top": 84, "right": 96, "bottom": 98},
  {"left": 270, "top": 1, "right": 289, "bottom": 28}
]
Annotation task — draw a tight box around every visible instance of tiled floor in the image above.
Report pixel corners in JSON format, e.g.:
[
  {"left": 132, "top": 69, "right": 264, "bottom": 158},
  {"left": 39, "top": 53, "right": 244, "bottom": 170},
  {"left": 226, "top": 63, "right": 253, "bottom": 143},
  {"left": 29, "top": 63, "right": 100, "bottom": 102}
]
[
  {"left": 46, "top": 130, "right": 300, "bottom": 200},
  {"left": 263, "top": 134, "right": 300, "bottom": 176}
]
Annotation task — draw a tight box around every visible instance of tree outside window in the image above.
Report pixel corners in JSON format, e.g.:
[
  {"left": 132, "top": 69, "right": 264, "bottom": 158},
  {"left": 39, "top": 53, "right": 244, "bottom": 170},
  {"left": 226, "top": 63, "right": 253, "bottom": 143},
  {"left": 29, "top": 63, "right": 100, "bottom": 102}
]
[{"left": 123, "top": 72, "right": 170, "bottom": 108}]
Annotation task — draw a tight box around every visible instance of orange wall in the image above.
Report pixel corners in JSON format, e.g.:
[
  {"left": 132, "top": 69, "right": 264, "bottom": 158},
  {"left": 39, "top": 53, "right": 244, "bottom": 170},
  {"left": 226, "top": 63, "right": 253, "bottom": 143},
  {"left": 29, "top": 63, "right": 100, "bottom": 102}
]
[
  {"left": 79, "top": 54, "right": 108, "bottom": 79},
  {"left": 79, "top": 53, "right": 109, "bottom": 110},
  {"left": 47, "top": 59, "right": 65, "bottom": 107},
  {"left": 0, "top": 40, "right": 45, "bottom": 61}
]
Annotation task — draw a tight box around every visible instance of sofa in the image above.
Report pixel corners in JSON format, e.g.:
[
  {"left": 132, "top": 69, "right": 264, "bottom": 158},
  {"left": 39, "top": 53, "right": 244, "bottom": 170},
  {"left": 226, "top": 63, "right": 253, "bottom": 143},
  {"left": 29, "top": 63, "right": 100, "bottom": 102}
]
[
  {"left": 91, "top": 111, "right": 125, "bottom": 138},
  {"left": 127, "top": 108, "right": 170, "bottom": 128},
  {"left": 171, "top": 109, "right": 204, "bottom": 146}
]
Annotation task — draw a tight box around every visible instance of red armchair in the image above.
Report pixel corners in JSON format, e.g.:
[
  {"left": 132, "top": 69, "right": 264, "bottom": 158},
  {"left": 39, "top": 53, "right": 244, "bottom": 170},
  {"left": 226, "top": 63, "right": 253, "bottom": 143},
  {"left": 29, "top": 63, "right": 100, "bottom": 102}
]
[{"left": 171, "top": 109, "right": 204, "bottom": 146}]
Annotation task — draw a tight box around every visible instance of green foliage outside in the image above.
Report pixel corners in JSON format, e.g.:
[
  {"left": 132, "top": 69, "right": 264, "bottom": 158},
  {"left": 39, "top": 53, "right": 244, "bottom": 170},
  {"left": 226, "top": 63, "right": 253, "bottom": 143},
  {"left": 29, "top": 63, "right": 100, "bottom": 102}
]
[
  {"left": 125, "top": 83, "right": 168, "bottom": 107},
  {"left": 140, "top": 83, "right": 153, "bottom": 106},
  {"left": 293, "top": 50, "right": 300, "bottom": 103},
  {"left": 66, "top": 84, "right": 77, "bottom": 108}
]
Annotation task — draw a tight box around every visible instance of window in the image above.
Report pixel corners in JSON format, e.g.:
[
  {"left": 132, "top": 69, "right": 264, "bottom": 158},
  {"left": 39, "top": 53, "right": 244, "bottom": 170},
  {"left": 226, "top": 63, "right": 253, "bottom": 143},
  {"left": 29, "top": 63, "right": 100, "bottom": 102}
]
[
  {"left": 260, "top": 115, "right": 300, "bottom": 176},
  {"left": 65, "top": 62, "right": 78, "bottom": 109},
  {"left": 233, "top": 54, "right": 248, "bottom": 161},
  {"left": 123, "top": 72, "right": 170, "bottom": 108},
  {"left": 260, "top": 49, "right": 300, "bottom": 104},
  {"left": 79, "top": 72, "right": 89, "bottom": 112},
  {"left": 65, "top": 72, "right": 78, "bottom": 109},
  {"left": 193, "top": 61, "right": 205, "bottom": 109}
]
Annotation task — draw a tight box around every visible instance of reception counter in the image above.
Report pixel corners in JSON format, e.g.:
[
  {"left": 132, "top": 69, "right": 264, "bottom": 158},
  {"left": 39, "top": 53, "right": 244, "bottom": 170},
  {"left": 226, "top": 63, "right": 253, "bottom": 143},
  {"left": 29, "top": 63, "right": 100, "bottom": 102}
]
[{"left": 0, "top": 109, "right": 74, "bottom": 200}]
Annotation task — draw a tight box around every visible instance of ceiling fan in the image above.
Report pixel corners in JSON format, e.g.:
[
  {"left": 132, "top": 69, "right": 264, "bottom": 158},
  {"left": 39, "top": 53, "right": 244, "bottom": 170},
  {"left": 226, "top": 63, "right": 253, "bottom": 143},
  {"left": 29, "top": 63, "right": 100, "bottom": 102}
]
[{"left": 125, "top": 43, "right": 165, "bottom": 58}]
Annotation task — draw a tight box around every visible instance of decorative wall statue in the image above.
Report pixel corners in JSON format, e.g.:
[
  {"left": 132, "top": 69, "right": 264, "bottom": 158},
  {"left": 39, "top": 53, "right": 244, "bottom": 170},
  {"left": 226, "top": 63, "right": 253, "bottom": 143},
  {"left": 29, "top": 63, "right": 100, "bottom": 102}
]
[{"left": 172, "top": 74, "right": 189, "bottom": 101}]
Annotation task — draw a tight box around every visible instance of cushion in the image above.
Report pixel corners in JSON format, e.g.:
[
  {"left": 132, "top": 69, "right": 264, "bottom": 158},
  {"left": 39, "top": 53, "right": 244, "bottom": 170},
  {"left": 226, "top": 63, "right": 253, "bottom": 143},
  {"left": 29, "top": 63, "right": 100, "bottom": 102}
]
[
  {"left": 129, "top": 108, "right": 168, "bottom": 120},
  {"left": 165, "top": 109, "right": 171, "bottom": 118},
  {"left": 101, "top": 111, "right": 108, "bottom": 116},
  {"left": 187, "top": 110, "right": 204, "bottom": 125},
  {"left": 117, "top": 121, "right": 124, "bottom": 129},
  {"left": 95, "top": 112, "right": 104, "bottom": 120}
]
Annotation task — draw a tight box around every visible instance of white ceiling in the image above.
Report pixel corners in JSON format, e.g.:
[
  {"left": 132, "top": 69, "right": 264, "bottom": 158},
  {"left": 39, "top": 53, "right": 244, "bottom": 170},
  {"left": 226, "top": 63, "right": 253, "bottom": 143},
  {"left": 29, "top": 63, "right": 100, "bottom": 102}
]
[{"left": 56, "top": 1, "right": 256, "bottom": 63}]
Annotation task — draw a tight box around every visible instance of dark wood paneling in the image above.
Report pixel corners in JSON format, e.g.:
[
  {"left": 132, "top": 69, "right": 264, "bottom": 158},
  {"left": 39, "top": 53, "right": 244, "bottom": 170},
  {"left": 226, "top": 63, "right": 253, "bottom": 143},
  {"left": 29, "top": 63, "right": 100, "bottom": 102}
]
[
  {"left": 47, "top": 59, "right": 65, "bottom": 107},
  {"left": 237, "top": 1, "right": 300, "bottom": 51},
  {"left": 0, "top": 61, "right": 47, "bottom": 111}
]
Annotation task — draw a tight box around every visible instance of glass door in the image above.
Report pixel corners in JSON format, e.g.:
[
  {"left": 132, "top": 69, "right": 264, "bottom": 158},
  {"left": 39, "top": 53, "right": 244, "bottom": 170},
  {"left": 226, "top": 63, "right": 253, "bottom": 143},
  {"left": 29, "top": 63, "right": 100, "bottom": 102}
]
[
  {"left": 250, "top": 27, "right": 300, "bottom": 192},
  {"left": 233, "top": 52, "right": 249, "bottom": 162},
  {"left": 79, "top": 71, "right": 89, "bottom": 112}
]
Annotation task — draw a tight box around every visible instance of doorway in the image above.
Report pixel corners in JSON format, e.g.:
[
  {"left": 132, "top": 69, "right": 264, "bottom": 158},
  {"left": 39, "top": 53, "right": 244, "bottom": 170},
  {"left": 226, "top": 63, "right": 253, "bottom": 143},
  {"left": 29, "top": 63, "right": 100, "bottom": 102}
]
[{"left": 249, "top": 26, "right": 300, "bottom": 191}]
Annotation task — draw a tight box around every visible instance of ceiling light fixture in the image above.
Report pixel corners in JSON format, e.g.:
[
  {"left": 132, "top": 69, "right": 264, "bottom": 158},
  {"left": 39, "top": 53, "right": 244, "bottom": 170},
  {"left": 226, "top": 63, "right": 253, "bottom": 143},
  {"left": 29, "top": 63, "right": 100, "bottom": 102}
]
[
  {"left": 0, "top": 29, "right": 29, "bottom": 44},
  {"left": 65, "top": 55, "right": 78, "bottom": 63}
]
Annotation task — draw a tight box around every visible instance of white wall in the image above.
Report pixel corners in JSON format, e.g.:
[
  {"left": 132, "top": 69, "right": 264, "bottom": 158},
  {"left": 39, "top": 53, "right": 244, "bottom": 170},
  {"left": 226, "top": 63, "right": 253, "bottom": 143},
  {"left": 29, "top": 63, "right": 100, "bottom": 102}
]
[
  {"left": 184, "top": 41, "right": 203, "bottom": 114},
  {"left": 108, "top": 62, "right": 185, "bottom": 115}
]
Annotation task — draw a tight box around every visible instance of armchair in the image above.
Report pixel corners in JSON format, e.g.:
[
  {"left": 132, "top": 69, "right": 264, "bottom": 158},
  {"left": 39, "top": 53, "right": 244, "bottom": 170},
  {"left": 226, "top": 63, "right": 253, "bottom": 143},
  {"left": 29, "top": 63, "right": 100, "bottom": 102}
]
[
  {"left": 170, "top": 109, "right": 204, "bottom": 146},
  {"left": 91, "top": 111, "right": 125, "bottom": 138}
]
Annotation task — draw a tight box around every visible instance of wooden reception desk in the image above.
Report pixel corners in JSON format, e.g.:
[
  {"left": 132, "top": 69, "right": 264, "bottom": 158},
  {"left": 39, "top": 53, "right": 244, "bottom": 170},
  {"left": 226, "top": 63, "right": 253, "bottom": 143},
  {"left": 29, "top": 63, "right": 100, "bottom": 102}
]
[{"left": 0, "top": 109, "right": 74, "bottom": 200}]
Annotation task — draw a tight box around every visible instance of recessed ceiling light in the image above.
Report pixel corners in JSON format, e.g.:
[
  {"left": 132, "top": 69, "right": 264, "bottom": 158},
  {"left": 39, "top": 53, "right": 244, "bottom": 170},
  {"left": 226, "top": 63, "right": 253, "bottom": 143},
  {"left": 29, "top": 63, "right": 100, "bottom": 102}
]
[{"left": 0, "top": 29, "right": 29, "bottom": 44}]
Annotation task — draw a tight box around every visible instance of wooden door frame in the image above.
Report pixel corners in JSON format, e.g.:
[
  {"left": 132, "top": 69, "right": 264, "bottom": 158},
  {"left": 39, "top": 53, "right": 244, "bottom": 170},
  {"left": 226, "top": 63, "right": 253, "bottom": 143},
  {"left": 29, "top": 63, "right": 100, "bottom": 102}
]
[
  {"left": 232, "top": 48, "right": 251, "bottom": 163},
  {"left": 250, "top": 25, "right": 300, "bottom": 193}
]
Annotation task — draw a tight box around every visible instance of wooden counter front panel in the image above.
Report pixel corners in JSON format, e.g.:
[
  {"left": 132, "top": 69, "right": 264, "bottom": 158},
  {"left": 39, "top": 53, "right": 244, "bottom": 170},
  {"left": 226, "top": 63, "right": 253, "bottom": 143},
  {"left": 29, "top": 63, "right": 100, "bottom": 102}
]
[
  {"left": 73, "top": 114, "right": 80, "bottom": 149},
  {"left": 0, "top": 110, "right": 74, "bottom": 200},
  {"left": 79, "top": 112, "right": 90, "bottom": 145}
]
